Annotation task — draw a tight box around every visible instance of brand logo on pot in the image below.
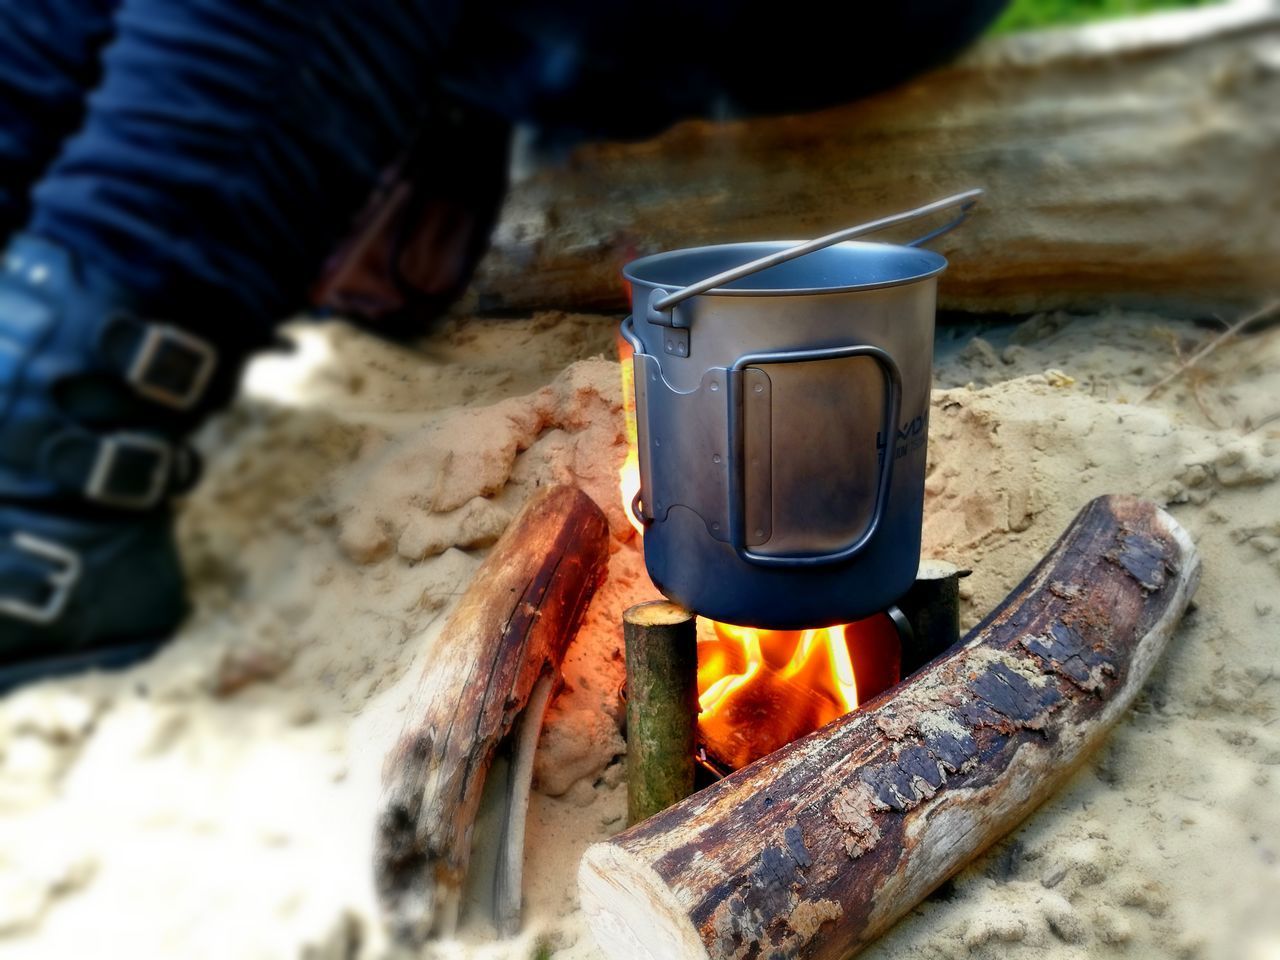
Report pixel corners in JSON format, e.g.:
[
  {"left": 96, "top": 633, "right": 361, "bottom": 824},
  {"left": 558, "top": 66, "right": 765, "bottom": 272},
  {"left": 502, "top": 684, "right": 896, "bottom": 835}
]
[
  {"left": 617, "top": 342, "right": 901, "bottom": 771},
  {"left": 877, "top": 414, "right": 927, "bottom": 464}
]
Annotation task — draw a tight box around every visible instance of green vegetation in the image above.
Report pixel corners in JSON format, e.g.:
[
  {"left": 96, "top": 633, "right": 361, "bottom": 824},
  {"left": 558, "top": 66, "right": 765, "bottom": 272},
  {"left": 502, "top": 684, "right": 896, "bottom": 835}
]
[
  {"left": 531, "top": 941, "right": 554, "bottom": 960},
  {"left": 991, "top": 0, "right": 1219, "bottom": 33}
]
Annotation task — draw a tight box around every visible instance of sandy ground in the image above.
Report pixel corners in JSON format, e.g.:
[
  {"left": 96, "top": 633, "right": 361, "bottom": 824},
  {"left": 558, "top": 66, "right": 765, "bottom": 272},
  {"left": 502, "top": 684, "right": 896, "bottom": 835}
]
[{"left": 0, "top": 306, "right": 1276, "bottom": 960}]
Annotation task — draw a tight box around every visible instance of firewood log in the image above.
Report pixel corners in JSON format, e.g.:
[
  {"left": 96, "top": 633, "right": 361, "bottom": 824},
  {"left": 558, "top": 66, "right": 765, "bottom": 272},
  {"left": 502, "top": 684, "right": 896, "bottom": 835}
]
[
  {"left": 624, "top": 601, "right": 699, "bottom": 826},
  {"left": 894, "top": 559, "right": 970, "bottom": 675},
  {"left": 376, "top": 484, "right": 610, "bottom": 944},
  {"left": 579, "top": 495, "right": 1199, "bottom": 960}
]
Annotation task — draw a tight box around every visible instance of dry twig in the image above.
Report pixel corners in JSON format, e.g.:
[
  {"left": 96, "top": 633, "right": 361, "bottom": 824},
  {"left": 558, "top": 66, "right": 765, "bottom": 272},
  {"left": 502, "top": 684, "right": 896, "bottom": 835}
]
[
  {"left": 1243, "top": 411, "right": 1280, "bottom": 436},
  {"left": 1141, "top": 300, "right": 1280, "bottom": 403},
  {"left": 1156, "top": 328, "right": 1223, "bottom": 426}
]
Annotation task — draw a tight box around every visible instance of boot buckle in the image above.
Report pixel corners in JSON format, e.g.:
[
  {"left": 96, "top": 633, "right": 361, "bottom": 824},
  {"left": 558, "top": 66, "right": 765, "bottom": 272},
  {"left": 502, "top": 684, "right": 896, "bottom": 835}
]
[
  {"left": 127, "top": 323, "right": 218, "bottom": 411},
  {"left": 0, "top": 533, "right": 82, "bottom": 625},
  {"left": 85, "top": 432, "right": 173, "bottom": 510}
]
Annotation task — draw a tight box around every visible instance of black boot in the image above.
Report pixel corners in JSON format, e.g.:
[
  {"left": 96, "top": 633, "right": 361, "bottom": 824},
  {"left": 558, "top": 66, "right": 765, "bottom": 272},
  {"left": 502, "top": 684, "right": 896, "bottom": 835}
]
[{"left": 0, "top": 232, "right": 245, "bottom": 691}]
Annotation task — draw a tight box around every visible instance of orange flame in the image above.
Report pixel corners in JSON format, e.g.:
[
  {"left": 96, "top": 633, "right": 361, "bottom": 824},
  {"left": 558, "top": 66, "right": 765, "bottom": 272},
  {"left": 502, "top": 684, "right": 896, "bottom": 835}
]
[
  {"left": 695, "top": 618, "right": 899, "bottom": 770},
  {"left": 617, "top": 333, "right": 644, "bottom": 536},
  {"left": 614, "top": 339, "right": 899, "bottom": 771}
]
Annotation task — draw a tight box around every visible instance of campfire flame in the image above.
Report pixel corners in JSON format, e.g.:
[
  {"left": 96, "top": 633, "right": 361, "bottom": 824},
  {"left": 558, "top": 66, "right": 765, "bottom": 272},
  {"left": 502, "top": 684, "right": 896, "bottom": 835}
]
[
  {"left": 616, "top": 341, "right": 900, "bottom": 771},
  {"left": 617, "top": 334, "right": 644, "bottom": 536},
  {"left": 696, "top": 618, "right": 899, "bottom": 770},
  {"left": 700, "top": 623, "right": 858, "bottom": 716}
]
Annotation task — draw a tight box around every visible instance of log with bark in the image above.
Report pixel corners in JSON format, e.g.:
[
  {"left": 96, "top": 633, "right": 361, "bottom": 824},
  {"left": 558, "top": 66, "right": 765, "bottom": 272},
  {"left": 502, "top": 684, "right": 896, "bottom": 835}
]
[
  {"left": 471, "top": 3, "right": 1279, "bottom": 318},
  {"left": 624, "top": 601, "right": 699, "bottom": 826},
  {"left": 376, "top": 484, "right": 610, "bottom": 944},
  {"left": 579, "top": 494, "right": 1199, "bottom": 960}
]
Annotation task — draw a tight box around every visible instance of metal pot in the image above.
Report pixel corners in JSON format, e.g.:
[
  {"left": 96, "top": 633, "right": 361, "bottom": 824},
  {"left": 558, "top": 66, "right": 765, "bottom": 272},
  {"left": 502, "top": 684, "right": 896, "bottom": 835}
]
[{"left": 621, "top": 190, "right": 981, "bottom": 628}]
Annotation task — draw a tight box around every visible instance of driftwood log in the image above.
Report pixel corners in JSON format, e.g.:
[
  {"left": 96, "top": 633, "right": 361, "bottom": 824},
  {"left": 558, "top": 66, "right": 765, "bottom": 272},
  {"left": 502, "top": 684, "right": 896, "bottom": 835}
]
[
  {"left": 376, "top": 484, "right": 609, "bottom": 944},
  {"left": 472, "top": 3, "right": 1279, "bottom": 317},
  {"left": 579, "top": 495, "right": 1200, "bottom": 960}
]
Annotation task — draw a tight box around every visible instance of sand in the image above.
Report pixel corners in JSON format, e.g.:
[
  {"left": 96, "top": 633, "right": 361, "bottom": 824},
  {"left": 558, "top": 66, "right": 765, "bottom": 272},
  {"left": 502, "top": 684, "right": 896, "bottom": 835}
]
[{"left": 0, "top": 306, "right": 1275, "bottom": 959}]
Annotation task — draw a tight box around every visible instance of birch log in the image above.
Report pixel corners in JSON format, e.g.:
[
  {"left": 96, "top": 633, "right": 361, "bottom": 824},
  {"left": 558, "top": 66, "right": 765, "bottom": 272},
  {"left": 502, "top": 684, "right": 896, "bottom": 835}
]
[
  {"left": 579, "top": 494, "right": 1200, "bottom": 960},
  {"left": 376, "top": 484, "right": 609, "bottom": 944},
  {"left": 471, "top": 3, "right": 1280, "bottom": 317}
]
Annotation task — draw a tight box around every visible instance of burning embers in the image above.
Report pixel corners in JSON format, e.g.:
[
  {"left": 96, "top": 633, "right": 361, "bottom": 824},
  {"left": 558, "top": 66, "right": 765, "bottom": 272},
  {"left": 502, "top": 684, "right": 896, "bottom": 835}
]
[{"left": 696, "top": 616, "right": 900, "bottom": 770}]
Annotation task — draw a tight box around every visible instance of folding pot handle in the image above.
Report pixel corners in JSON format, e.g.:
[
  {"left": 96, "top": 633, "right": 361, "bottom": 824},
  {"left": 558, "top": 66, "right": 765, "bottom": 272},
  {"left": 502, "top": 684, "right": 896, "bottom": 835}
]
[
  {"left": 647, "top": 188, "right": 982, "bottom": 322},
  {"left": 727, "top": 343, "right": 903, "bottom": 569},
  {"left": 630, "top": 489, "right": 651, "bottom": 529}
]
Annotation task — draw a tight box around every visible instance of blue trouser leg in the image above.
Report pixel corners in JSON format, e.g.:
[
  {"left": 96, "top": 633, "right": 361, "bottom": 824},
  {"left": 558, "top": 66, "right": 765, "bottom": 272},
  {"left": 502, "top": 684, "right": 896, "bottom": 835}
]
[
  {"left": 27, "top": 0, "right": 460, "bottom": 331},
  {"left": 0, "top": 0, "right": 118, "bottom": 237}
]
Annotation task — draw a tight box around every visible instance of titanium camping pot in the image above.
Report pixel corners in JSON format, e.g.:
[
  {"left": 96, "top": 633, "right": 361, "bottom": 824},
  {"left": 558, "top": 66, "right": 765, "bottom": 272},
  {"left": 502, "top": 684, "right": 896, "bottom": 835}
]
[{"left": 621, "top": 189, "right": 982, "bottom": 629}]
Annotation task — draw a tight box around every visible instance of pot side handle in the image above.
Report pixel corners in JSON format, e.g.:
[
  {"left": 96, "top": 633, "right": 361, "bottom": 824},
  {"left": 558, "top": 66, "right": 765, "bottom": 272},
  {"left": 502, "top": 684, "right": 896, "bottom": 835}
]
[{"left": 727, "top": 343, "right": 903, "bottom": 569}]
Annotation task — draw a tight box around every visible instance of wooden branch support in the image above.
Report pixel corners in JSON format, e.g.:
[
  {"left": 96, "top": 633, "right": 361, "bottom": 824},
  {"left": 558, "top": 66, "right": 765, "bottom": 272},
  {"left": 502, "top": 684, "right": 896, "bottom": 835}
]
[
  {"left": 894, "top": 559, "right": 970, "bottom": 676},
  {"left": 624, "top": 601, "right": 698, "bottom": 826},
  {"left": 375, "top": 484, "right": 609, "bottom": 945},
  {"left": 580, "top": 495, "right": 1200, "bottom": 960}
]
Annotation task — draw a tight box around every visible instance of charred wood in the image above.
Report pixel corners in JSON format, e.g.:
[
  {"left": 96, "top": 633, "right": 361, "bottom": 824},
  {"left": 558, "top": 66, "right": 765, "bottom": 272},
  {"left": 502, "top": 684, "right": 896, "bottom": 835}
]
[{"left": 894, "top": 559, "right": 970, "bottom": 676}]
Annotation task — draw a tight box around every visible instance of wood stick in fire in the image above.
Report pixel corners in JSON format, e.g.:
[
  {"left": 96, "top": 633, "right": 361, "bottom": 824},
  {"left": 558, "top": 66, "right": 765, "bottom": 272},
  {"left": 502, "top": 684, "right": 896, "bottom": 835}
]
[
  {"left": 894, "top": 558, "right": 970, "bottom": 674},
  {"left": 624, "top": 601, "right": 698, "bottom": 825}
]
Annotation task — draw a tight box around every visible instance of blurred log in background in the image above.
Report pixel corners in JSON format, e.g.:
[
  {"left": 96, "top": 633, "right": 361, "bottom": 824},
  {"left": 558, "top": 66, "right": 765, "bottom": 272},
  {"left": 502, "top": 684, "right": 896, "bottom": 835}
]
[{"left": 469, "top": 2, "right": 1280, "bottom": 319}]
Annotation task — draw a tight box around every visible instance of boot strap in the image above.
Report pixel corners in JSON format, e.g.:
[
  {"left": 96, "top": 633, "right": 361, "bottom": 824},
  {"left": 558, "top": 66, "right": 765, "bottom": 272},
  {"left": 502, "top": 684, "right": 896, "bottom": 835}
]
[
  {"left": 3, "top": 242, "right": 221, "bottom": 415},
  {"left": 0, "top": 418, "right": 200, "bottom": 510},
  {"left": 97, "top": 314, "right": 220, "bottom": 412},
  {"left": 0, "top": 236, "right": 219, "bottom": 516},
  {"left": 0, "top": 531, "right": 81, "bottom": 625},
  {"left": 44, "top": 426, "right": 201, "bottom": 510}
]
